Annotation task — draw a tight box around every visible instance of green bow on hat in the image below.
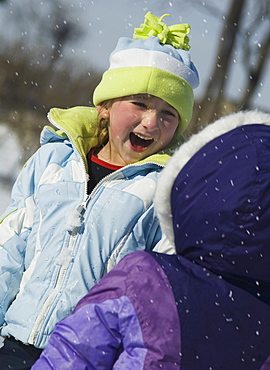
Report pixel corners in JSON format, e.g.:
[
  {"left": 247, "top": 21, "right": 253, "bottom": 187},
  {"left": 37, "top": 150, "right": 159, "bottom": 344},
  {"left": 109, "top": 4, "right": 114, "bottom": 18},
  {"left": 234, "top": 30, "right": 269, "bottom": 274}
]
[{"left": 133, "top": 11, "right": 190, "bottom": 50}]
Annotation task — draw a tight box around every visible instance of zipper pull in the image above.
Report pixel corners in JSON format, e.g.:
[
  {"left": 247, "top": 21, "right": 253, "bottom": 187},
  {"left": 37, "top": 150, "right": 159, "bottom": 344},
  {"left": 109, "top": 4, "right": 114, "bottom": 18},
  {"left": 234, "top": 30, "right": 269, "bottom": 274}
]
[{"left": 65, "top": 203, "right": 86, "bottom": 233}]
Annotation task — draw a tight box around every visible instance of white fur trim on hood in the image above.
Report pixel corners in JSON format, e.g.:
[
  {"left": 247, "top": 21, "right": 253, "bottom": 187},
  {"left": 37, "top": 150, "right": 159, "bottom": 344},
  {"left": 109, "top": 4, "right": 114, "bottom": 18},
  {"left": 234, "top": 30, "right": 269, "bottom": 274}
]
[{"left": 154, "top": 110, "right": 270, "bottom": 247}]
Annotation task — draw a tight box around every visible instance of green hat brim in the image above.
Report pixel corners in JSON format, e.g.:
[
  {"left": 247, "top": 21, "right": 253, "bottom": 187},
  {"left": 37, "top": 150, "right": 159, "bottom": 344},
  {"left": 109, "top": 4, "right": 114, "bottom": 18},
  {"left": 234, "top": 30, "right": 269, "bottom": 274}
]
[{"left": 93, "top": 66, "right": 194, "bottom": 134}]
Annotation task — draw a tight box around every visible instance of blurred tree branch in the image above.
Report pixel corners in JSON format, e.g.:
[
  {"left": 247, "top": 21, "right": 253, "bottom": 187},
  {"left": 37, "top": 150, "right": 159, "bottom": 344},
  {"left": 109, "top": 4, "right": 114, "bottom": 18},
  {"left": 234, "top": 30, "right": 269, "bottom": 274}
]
[
  {"left": 238, "top": 0, "right": 270, "bottom": 109},
  {"left": 189, "top": 0, "right": 246, "bottom": 133},
  {"left": 186, "top": 0, "right": 270, "bottom": 136}
]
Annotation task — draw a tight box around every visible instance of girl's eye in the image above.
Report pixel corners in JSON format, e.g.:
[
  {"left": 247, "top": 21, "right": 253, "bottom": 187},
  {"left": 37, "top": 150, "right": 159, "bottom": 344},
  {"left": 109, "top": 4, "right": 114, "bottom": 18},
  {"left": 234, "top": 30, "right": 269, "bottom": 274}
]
[
  {"left": 132, "top": 101, "right": 147, "bottom": 108},
  {"left": 162, "top": 110, "right": 176, "bottom": 117}
]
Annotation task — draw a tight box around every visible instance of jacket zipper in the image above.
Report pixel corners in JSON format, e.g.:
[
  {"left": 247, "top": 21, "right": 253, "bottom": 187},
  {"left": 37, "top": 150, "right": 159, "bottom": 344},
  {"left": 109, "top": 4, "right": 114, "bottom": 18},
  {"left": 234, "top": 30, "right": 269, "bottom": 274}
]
[{"left": 28, "top": 227, "right": 78, "bottom": 345}]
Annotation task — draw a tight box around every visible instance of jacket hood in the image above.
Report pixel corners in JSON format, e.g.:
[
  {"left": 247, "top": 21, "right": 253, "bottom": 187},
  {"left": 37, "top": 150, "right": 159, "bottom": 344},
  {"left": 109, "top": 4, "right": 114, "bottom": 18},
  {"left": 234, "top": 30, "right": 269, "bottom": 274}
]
[
  {"left": 155, "top": 110, "right": 270, "bottom": 292},
  {"left": 42, "top": 106, "right": 99, "bottom": 168},
  {"left": 41, "top": 106, "right": 181, "bottom": 168}
]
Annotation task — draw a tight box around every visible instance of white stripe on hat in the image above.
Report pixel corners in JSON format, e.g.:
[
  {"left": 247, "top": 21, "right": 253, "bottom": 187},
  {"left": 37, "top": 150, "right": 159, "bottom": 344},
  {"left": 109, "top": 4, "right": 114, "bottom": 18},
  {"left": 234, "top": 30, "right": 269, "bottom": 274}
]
[{"left": 109, "top": 48, "right": 199, "bottom": 89}]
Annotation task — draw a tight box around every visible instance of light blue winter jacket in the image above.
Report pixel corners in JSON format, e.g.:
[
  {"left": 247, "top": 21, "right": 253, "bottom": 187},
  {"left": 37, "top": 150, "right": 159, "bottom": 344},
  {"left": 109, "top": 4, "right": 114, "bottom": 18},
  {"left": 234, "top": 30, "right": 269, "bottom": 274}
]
[{"left": 0, "top": 106, "right": 177, "bottom": 349}]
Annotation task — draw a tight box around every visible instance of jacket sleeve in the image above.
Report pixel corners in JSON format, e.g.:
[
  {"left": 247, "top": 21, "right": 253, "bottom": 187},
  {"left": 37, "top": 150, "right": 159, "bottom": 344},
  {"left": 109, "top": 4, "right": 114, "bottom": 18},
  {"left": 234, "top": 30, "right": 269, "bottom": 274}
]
[
  {"left": 32, "top": 251, "right": 181, "bottom": 370},
  {"left": 0, "top": 153, "right": 37, "bottom": 325},
  {"left": 104, "top": 202, "right": 162, "bottom": 274},
  {"left": 31, "top": 252, "right": 149, "bottom": 370}
]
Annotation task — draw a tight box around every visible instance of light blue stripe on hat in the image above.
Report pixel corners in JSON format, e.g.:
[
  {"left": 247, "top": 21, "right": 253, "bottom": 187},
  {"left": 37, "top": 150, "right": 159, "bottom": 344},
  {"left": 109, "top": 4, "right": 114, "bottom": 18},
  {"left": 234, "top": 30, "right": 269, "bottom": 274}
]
[{"left": 110, "top": 36, "right": 199, "bottom": 89}]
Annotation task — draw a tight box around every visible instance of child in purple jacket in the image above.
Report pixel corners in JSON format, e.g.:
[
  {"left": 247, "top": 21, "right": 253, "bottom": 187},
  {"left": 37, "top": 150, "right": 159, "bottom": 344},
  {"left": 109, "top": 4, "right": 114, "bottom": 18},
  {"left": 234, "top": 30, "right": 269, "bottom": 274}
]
[{"left": 33, "top": 110, "right": 270, "bottom": 369}]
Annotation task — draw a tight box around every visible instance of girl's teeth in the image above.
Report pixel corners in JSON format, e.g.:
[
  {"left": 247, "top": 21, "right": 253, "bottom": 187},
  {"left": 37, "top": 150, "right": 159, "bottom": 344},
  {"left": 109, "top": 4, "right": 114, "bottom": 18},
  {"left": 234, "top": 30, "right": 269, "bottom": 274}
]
[{"left": 134, "top": 133, "right": 153, "bottom": 140}]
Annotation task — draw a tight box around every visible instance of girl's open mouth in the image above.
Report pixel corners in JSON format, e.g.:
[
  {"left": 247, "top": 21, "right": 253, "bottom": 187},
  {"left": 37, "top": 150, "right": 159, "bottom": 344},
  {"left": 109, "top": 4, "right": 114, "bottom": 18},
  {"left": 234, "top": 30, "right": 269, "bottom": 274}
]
[{"left": 129, "top": 132, "right": 154, "bottom": 150}]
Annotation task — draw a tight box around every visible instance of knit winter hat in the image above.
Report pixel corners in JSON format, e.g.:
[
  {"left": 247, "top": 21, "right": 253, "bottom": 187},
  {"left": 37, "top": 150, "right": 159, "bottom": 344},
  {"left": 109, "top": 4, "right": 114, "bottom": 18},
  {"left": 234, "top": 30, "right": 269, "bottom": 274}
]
[{"left": 93, "top": 12, "right": 199, "bottom": 133}]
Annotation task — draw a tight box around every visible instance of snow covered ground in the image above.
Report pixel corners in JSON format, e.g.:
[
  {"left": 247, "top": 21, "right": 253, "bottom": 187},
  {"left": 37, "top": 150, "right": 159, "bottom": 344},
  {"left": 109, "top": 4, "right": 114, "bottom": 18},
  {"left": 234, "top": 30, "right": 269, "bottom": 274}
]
[
  {"left": 0, "top": 188, "right": 12, "bottom": 215},
  {"left": 0, "top": 124, "right": 22, "bottom": 215},
  {"left": 0, "top": 185, "right": 13, "bottom": 215}
]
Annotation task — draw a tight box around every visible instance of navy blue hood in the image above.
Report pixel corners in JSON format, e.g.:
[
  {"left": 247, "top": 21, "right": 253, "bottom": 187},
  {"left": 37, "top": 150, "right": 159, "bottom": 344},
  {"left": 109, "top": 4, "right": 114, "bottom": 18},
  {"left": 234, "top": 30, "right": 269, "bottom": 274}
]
[{"left": 155, "top": 111, "right": 270, "bottom": 303}]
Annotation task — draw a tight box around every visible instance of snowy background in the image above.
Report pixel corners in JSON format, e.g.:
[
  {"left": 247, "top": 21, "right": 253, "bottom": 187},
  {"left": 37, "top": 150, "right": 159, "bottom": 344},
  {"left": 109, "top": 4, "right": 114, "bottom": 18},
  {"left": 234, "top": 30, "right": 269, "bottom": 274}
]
[
  {"left": 0, "top": 125, "right": 21, "bottom": 213},
  {"left": 1, "top": 0, "right": 270, "bottom": 214}
]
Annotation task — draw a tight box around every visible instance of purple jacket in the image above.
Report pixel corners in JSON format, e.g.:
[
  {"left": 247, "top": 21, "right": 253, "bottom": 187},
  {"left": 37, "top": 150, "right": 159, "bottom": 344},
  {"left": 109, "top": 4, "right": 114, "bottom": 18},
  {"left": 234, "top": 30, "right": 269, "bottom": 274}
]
[{"left": 33, "top": 111, "right": 270, "bottom": 369}]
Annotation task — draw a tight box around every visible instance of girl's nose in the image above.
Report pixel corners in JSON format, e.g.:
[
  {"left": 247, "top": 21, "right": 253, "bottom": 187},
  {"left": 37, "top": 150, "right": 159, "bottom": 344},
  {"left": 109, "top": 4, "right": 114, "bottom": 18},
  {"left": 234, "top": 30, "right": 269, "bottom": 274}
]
[{"left": 141, "top": 110, "right": 160, "bottom": 130}]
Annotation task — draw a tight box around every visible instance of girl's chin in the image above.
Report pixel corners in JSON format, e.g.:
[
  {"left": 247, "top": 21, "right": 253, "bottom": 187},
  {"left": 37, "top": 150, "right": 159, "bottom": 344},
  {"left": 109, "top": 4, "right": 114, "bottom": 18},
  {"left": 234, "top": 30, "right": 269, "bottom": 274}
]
[
  {"left": 122, "top": 152, "right": 148, "bottom": 164},
  {"left": 123, "top": 141, "right": 159, "bottom": 162}
]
